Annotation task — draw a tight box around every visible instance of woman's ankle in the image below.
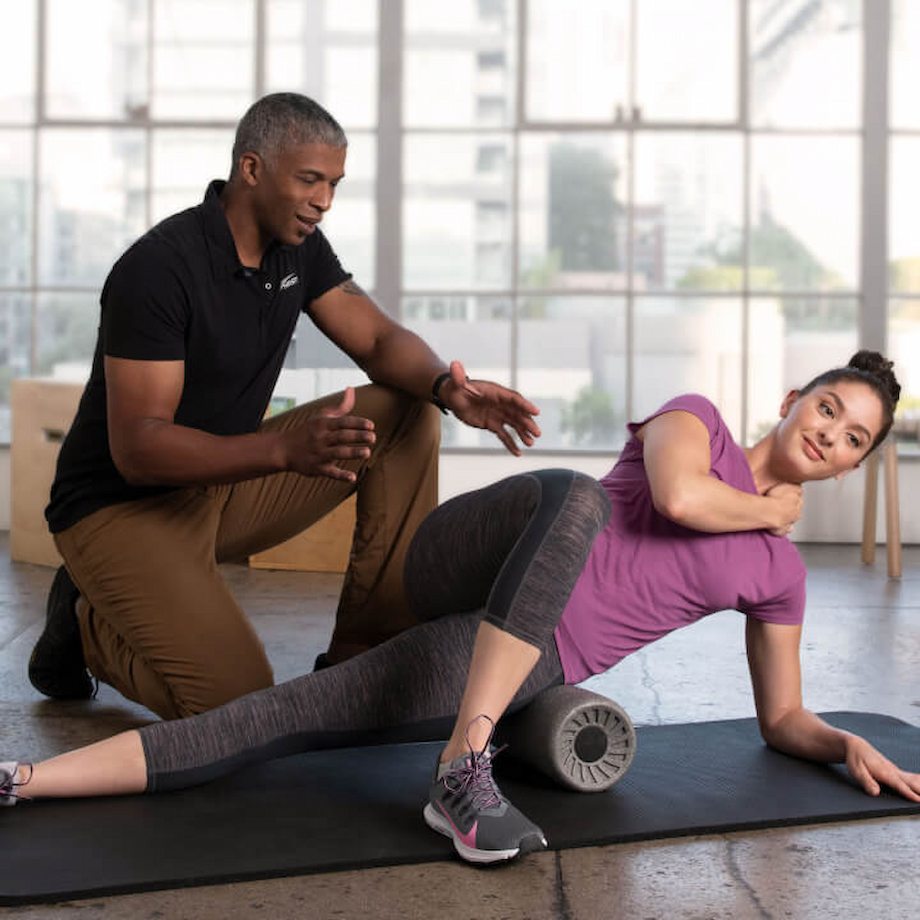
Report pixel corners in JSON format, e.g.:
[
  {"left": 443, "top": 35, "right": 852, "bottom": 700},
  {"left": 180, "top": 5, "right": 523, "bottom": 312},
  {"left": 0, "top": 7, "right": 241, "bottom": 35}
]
[
  {"left": 17, "top": 763, "right": 33, "bottom": 787},
  {"left": 441, "top": 713, "right": 496, "bottom": 764}
]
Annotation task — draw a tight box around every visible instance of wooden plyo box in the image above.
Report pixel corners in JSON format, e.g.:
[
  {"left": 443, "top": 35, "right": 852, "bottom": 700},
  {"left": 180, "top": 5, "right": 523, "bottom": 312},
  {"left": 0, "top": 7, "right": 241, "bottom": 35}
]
[
  {"left": 10, "top": 377, "right": 355, "bottom": 574},
  {"left": 10, "top": 378, "right": 84, "bottom": 567},
  {"left": 248, "top": 495, "right": 356, "bottom": 574}
]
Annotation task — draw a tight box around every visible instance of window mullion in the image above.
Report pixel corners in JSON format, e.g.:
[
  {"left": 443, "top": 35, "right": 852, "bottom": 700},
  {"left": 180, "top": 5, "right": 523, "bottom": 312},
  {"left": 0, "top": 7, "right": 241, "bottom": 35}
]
[
  {"left": 30, "top": 0, "right": 47, "bottom": 374},
  {"left": 861, "top": 0, "right": 890, "bottom": 353},
  {"left": 375, "top": 0, "right": 403, "bottom": 318},
  {"left": 254, "top": 0, "right": 266, "bottom": 99}
]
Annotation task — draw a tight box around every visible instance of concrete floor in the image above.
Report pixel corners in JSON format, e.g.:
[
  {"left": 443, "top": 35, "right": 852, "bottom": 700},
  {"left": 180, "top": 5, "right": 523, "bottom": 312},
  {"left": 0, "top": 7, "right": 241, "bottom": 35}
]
[{"left": 0, "top": 536, "right": 917, "bottom": 920}]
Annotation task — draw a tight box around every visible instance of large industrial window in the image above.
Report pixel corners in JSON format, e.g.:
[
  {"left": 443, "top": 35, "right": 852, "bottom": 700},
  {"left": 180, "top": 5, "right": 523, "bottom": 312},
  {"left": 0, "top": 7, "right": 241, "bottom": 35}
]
[{"left": 0, "top": 0, "right": 913, "bottom": 455}]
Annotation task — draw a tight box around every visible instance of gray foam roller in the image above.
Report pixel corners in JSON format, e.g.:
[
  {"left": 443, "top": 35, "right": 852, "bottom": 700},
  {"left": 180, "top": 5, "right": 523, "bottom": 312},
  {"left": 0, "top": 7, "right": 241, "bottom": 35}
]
[{"left": 496, "top": 685, "right": 637, "bottom": 793}]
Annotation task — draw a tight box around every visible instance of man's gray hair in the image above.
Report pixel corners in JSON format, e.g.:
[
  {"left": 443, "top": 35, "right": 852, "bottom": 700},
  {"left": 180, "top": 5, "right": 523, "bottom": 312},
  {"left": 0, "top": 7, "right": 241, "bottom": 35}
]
[{"left": 230, "top": 93, "right": 347, "bottom": 174}]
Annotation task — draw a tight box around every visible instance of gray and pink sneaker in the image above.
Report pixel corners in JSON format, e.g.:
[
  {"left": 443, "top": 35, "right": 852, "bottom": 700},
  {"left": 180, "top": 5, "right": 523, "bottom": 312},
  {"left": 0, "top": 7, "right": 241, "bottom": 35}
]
[
  {"left": 0, "top": 762, "right": 28, "bottom": 806},
  {"left": 424, "top": 717, "right": 547, "bottom": 864}
]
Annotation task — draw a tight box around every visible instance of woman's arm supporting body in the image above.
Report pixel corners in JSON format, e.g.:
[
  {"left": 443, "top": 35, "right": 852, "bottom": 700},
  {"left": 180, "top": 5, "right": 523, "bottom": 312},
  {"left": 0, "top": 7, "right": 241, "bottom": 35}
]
[
  {"left": 638, "top": 410, "right": 801, "bottom": 535},
  {"left": 745, "top": 617, "right": 920, "bottom": 801}
]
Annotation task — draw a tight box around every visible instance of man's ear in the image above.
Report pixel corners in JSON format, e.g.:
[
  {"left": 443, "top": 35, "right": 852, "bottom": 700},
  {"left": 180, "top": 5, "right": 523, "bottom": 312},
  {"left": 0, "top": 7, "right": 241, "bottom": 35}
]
[
  {"left": 238, "top": 152, "right": 263, "bottom": 187},
  {"left": 779, "top": 389, "right": 799, "bottom": 419}
]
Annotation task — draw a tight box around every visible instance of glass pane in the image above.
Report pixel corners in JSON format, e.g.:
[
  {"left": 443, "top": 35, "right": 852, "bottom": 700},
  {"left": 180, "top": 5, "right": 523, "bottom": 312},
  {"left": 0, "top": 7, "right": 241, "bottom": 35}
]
[
  {"left": 525, "top": 0, "right": 628, "bottom": 123},
  {"left": 634, "top": 296, "right": 742, "bottom": 435},
  {"left": 152, "top": 129, "right": 233, "bottom": 224},
  {"left": 320, "top": 132, "right": 376, "bottom": 286},
  {"left": 403, "top": 295, "right": 512, "bottom": 448},
  {"left": 518, "top": 296, "right": 626, "bottom": 450},
  {"left": 0, "top": 293, "right": 32, "bottom": 441},
  {"left": 0, "top": 131, "right": 33, "bottom": 285},
  {"left": 634, "top": 133, "right": 743, "bottom": 291},
  {"left": 889, "top": 299, "right": 920, "bottom": 453},
  {"left": 0, "top": 0, "right": 36, "bottom": 122},
  {"left": 749, "top": 136, "right": 858, "bottom": 291},
  {"left": 152, "top": 0, "right": 254, "bottom": 119},
  {"left": 404, "top": 134, "right": 512, "bottom": 290},
  {"left": 519, "top": 134, "right": 628, "bottom": 291},
  {"left": 405, "top": 0, "right": 516, "bottom": 128},
  {"left": 38, "top": 129, "right": 147, "bottom": 286},
  {"left": 46, "top": 0, "right": 147, "bottom": 119},
  {"left": 35, "top": 292, "right": 100, "bottom": 377},
  {"left": 747, "top": 296, "right": 858, "bottom": 444},
  {"left": 750, "top": 0, "right": 861, "bottom": 129},
  {"left": 891, "top": 0, "right": 920, "bottom": 129},
  {"left": 636, "top": 0, "right": 738, "bottom": 123},
  {"left": 889, "top": 137, "right": 920, "bottom": 293},
  {"left": 266, "top": 0, "right": 378, "bottom": 129}
]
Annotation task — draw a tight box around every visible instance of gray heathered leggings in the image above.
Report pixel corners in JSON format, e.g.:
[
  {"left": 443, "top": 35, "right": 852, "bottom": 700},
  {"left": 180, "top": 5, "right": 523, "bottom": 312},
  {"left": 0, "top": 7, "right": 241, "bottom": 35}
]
[{"left": 140, "top": 469, "right": 611, "bottom": 792}]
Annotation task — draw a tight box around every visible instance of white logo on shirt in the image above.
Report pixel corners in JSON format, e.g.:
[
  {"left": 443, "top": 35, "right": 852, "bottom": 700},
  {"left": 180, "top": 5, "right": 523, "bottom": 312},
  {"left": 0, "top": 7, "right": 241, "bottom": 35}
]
[{"left": 280, "top": 272, "right": 300, "bottom": 290}]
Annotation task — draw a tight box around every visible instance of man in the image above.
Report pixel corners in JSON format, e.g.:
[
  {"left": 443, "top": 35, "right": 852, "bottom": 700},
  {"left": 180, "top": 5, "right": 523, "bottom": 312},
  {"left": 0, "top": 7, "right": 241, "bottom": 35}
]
[{"left": 30, "top": 93, "right": 540, "bottom": 720}]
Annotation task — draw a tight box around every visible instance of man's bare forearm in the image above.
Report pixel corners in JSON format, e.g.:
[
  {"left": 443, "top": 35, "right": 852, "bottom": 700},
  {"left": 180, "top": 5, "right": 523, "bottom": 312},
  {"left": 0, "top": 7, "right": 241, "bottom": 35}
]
[
  {"left": 112, "top": 418, "right": 288, "bottom": 487},
  {"left": 358, "top": 323, "right": 448, "bottom": 400}
]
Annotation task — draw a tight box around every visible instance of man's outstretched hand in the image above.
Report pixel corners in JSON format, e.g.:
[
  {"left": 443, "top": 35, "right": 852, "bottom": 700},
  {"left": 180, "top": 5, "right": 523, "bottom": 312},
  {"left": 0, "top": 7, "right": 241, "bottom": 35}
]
[{"left": 438, "top": 360, "right": 541, "bottom": 456}]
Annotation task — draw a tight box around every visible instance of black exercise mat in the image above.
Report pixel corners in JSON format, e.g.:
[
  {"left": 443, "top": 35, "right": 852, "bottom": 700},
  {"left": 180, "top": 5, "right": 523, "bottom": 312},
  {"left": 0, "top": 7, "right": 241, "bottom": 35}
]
[{"left": 2, "top": 711, "right": 918, "bottom": 905}]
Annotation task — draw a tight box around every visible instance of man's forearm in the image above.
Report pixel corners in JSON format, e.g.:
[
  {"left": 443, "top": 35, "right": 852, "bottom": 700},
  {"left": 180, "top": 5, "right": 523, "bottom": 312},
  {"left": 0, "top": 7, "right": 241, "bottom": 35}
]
[
  {"left": 112, "top": 418, "right": 288, "bottom": 487},
  {"left": 357, "top": 325, "right": 448, "bottom": 401}
]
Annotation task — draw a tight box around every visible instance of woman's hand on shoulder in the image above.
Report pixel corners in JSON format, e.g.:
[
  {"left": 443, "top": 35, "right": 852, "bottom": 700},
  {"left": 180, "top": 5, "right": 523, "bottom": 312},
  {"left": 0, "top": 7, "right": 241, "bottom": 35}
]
[
  {"left": 763, "top": 482, "right": 803, "bottom": 537},
  {"left": 844, "top": 732, "right": 920, "bottom": 801}
]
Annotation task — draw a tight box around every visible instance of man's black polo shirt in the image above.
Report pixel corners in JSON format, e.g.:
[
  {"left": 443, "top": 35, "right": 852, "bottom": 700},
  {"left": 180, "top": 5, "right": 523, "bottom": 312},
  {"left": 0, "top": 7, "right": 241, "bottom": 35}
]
[{"left": 45, "top": 180, "right": 351, "bottom": 534}]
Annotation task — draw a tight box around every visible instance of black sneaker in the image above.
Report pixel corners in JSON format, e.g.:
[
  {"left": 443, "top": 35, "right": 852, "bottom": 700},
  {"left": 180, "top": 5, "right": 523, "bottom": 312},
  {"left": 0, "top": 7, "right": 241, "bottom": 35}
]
[
  {"left": 424, "top": 715, "right": 548, "bottom": 864},
  {"left": 28, "top": 566, "right": 94, "bottom": 700}
]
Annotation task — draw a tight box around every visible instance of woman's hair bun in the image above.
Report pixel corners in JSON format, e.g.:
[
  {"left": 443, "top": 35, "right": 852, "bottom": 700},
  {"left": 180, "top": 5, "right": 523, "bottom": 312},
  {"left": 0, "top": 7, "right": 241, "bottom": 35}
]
[{"left": 848, "top": 350, "right": 902, "bottom": 404}]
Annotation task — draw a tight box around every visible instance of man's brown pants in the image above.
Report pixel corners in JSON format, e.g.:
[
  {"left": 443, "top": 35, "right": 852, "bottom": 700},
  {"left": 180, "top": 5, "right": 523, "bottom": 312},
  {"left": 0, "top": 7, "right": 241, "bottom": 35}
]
[{"left": 54, "top": 385, "right": 440, "bottom": 719}]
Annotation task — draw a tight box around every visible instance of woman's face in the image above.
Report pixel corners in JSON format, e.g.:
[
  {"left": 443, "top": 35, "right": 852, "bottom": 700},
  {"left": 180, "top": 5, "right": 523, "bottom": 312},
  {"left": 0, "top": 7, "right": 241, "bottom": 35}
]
[{"left": 773, "top": 379, "right": 885, "bottom": 483}]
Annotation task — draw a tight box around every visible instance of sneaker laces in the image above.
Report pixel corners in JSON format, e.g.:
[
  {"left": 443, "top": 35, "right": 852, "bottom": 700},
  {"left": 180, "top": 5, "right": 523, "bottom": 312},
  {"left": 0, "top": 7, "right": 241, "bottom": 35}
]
[{"left": 442, "top": 716, "right": 508, "bottom": 810}]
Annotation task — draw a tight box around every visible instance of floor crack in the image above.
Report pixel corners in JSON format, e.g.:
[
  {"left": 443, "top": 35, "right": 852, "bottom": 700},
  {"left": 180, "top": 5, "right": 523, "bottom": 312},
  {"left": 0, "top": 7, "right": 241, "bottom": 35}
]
[
  {"left": 637, "top": 650, "right": 663, "bottom": 725},
  {"left": 553, "top": 850, "right": 574, "bottom": 920},
  {"left": 724, "top": 837, "right": 773, "bottom": 920}
]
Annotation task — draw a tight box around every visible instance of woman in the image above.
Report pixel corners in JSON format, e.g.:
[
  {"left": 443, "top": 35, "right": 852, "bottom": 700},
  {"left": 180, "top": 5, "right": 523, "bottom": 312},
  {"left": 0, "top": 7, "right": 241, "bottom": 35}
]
[{"left": 3, "top": 351, "right": 919, "bottom": 865}]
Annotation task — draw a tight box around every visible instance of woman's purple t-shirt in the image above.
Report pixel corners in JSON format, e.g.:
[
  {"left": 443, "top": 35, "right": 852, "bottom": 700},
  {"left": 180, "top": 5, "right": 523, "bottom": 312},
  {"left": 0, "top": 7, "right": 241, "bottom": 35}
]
[{"left": 553, "top": 394, "right": 806, "bottom": 684}]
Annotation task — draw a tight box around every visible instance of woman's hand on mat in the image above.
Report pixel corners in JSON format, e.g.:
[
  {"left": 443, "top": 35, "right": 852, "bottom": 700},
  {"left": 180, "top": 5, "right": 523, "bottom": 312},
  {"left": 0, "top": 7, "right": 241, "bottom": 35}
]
[
  {"left": 844, "top": 733, "right": 920, "bottom": 801},
  {"left": 763, "top": 483, "right": 803, "bottom": 537},
  {"left": 439, "top": 360, "right": 542, "bottom": 456},
  {"left": 283, "top": 387, "right": 377, "bottom": 483}
]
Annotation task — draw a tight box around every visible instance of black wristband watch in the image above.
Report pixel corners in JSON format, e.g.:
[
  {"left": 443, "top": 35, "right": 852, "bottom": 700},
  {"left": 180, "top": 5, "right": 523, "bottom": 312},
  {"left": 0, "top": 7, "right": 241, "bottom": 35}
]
[{"left": 431, "top": 371, "right": 452, "bottom": 415}]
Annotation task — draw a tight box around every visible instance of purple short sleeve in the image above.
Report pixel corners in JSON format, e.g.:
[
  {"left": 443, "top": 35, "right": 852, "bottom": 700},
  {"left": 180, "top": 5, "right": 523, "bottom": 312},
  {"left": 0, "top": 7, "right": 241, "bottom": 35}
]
[{"left": 744, "top": 571, "right": 806, "bottom": 627}]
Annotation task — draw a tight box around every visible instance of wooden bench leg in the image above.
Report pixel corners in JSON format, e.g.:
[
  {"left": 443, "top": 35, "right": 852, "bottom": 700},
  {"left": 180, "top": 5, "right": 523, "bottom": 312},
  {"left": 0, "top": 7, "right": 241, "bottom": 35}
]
[
  {"left": 883, "top": 439, "right": 902, "bottom": 579},
  {"left": 861, "top": 448, "right": 879, "bottom": 566}
]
